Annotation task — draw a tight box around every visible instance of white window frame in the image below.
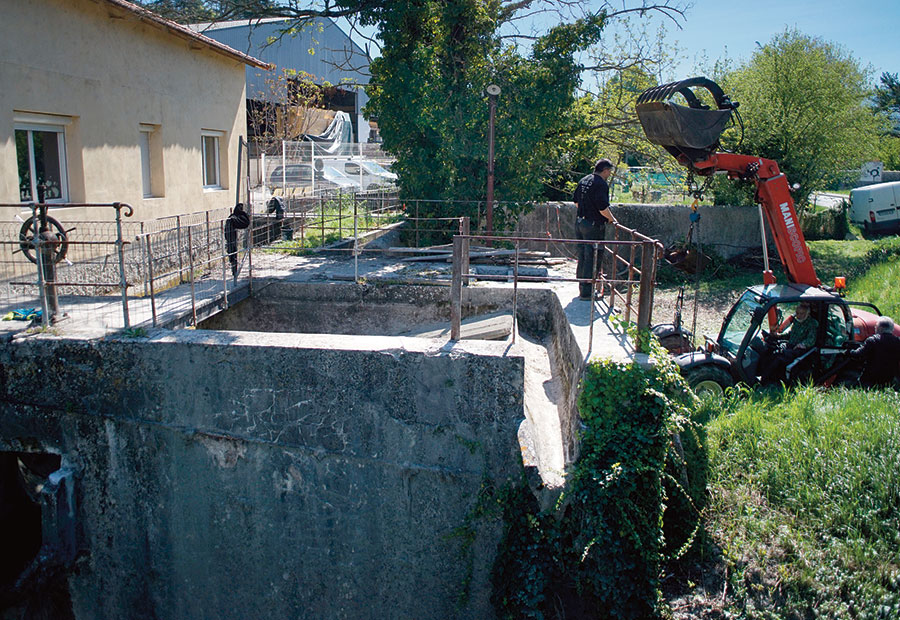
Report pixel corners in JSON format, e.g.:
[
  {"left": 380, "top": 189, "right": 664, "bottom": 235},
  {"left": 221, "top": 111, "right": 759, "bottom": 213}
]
[
  {"left": 14, "top": 112, "right": 71, "bottom": 203},
  {"left": 201, "top": 130, "right": 224, "bottom": 190}
]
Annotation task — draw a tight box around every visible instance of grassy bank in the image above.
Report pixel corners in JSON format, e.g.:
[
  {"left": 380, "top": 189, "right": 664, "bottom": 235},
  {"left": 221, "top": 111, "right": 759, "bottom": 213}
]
[{"left": 703, "top": 386, "right": 900, "bottom": 619}]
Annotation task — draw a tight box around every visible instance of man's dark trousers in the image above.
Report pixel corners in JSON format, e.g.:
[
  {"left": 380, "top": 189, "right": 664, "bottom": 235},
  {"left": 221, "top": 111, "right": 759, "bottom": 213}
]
[{"left": 576, "top": 217, "right": 605, "bottom": 298}]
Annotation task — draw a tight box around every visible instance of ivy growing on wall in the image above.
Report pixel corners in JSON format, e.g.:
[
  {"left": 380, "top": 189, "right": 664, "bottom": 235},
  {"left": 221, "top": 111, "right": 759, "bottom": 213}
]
[{"left": 491, "top": 338, "right": 705, "bottom": 619}]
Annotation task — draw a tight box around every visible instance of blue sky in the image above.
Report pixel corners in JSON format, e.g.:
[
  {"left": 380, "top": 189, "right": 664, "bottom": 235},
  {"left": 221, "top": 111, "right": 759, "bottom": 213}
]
[
  {"left": 339, "top": 1, "right": 899, "bottom": 84},
  {"left": 660, "top": 0, "right": 899, "bottom": 80}
]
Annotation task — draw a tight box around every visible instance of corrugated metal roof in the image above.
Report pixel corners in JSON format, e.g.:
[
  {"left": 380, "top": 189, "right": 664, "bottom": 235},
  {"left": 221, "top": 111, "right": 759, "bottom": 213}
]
[
  {"left": 189, "top": 17, "right": 370, "bottom": 103},
  {"left": 100, "top": 0, "right": 272, "bottom": 70}
]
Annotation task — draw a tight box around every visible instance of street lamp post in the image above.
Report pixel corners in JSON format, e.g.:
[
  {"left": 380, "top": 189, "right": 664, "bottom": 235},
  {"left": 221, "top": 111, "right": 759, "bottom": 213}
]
[{"left": 486, "top": 84, "right": 501, "bottom": 240}]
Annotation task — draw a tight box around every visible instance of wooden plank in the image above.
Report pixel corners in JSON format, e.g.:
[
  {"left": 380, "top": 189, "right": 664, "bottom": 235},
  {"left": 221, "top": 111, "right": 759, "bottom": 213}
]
[{"left": 401, "top": 311, "right": 513, "bottom": 341}]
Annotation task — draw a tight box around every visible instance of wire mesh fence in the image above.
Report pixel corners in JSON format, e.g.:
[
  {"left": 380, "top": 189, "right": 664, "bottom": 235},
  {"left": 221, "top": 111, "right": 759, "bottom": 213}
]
[
  {"left": 254, "top": 140, "right": 397, "bottom": 199},
  {"left": 0, "top": 202, "right": 253, "bottom": 331}
]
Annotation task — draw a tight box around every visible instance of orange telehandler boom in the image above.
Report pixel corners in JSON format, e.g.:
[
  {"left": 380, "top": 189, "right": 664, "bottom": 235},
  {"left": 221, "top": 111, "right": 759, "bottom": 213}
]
[{"left": 635, "top": 77, "right": 820, "bottom": 287}]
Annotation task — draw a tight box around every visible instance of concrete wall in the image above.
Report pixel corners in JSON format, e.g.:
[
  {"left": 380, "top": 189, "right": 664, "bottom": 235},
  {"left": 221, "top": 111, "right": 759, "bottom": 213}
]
[
  {"left": 0, "top": 0, "right": 251, "bottom": 220},
  {"left": 201, "top": 281, "right": 586, "bottom": 468},
  {"left": 518, "top": 201, "right": 766, "bottom": 259},
  {"left": 0, "top": 329, "right": 525, "bottom": 619}
]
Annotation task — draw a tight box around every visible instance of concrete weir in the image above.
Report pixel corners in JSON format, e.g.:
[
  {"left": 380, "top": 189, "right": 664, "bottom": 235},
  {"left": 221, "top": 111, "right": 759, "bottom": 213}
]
[{"left": 0, "top": 279, "right": 622, "bottom": 619}]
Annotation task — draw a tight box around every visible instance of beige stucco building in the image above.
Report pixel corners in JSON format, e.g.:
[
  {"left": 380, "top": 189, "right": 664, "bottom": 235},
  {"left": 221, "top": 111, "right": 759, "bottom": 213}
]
[{"left": 0, "top": 0, "right": 269, "bottom": 221}]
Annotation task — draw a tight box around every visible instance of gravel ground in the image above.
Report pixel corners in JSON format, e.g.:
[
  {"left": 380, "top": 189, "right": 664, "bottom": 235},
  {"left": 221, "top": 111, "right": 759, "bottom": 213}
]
[{"left": 652, "top": 284, "right": 741, "bottom": 345}]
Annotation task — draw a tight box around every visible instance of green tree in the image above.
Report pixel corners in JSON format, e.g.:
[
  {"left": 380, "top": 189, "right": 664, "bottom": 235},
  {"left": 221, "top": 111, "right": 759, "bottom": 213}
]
[
  {"left": 363, "top": 2, "right": 605, "bottom": 225},
  {"left": 874, "top": 72, "right": 900, "bottom": 125},
  {"left": 711, "top": 29, "right": 880, "bottom": 209},
  {"left": 135, "top": 0, "right": 281, "bottom": 23}
]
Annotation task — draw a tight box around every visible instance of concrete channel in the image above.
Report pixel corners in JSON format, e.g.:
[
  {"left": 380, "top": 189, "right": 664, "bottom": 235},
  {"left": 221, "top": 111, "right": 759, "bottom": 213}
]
[{"left": 0, "top": 255, "right": 636, "bottom": 619}]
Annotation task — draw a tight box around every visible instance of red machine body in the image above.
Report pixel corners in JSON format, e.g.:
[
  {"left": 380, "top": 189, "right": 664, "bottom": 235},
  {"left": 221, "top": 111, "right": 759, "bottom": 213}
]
[{"left": 635, "top": 77, "right": 896, "bottom": 342}]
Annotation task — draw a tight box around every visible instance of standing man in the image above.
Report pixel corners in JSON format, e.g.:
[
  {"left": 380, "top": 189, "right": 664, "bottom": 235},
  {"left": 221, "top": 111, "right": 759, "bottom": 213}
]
[
  {"left": 850, "top": 316, "right": 900, "bottom": 388},
  {"left": 574, "top": 159, "right": 617, "bottom": 300}
]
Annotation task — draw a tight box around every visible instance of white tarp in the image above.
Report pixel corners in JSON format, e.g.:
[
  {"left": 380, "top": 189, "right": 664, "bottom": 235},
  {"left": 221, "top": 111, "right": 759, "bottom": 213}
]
[{"left": 303, "top": 111, "right": 353, "bottom": 156}]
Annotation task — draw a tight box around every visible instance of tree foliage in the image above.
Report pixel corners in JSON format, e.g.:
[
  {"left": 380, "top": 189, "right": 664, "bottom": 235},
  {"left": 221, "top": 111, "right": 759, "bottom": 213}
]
[
  {"left": 136, "top": 0, "right": 280, "bottom": 23},
  {"left": 364, "top": 2, "right": 605, "bottom": 218},
  {"left": 137, "top": 0, "right": 686, "bottom": 214},
  {"left": 874, "top": 72, "right": 900, "bottom": 122},
  {"left": 711, "top": 29, "right": 880, "bottom": 209}
]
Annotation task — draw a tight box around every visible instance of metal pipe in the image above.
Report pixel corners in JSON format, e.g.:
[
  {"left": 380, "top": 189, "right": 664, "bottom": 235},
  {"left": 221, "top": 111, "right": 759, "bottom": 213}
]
[
  {"left": 176, "top": 215, "right": 183, "bottom": 283},
  {"left": 486, "top": 85, "right": 500, "bottom": 240},
  {"left": 220, "top": 220, "right": 229, "bottom": 309},
  {"left": 451, "top": 235, "right": 463, "bottom": 340},
  {"left": 512, "top": 240, "right": 519, "bottom": 344}
]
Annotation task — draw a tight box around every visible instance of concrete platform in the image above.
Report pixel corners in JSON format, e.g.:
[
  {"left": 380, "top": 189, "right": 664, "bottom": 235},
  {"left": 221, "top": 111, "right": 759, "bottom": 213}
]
[{"left": 2, "top": 252, "right": 638, "bottom": 366}]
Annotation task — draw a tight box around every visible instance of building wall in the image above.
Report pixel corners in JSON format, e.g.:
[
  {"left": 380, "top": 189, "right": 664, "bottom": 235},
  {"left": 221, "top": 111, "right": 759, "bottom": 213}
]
[{"left": 0, "top": 0, "right": 251, "bottom": 221}]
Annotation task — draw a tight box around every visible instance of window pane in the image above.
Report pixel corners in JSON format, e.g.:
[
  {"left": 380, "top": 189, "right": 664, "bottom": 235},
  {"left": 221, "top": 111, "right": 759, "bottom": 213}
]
[
  {"left": 15, "top": 129, "right": 32, "bottom": 201},
  {"left": 140, "top": 131, "right": 152, "bottom": 197},
  {"left": 32, "top": 130, "right": 64, "bottom": 200},
  {"left": 203, "top": 135, "right": 219, "bottom": 187}
]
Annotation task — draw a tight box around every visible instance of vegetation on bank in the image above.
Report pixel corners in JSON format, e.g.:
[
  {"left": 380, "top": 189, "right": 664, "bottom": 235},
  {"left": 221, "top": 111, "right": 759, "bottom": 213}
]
[
  {"left": 704, "top": 386, "right": 900, "bottom": 619},
  {"left": 491, "top": 344, "right": 705, "bottom": 619},
  {"left": 489, "top": 234, "right": 900, "bottom": 619}
]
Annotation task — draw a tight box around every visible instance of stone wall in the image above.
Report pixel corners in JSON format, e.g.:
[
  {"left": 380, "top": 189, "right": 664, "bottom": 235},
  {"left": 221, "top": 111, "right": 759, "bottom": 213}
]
[
  {"left": 0, "top": 329, "right": 526, "bottom": 619},
  {"left": 517, "top": 202, "right": 768, "bottom": 259}
]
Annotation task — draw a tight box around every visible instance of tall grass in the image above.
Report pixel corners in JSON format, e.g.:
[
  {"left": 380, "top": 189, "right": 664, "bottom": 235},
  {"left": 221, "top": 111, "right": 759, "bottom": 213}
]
[
  {"left": 706, "top": 386, "right": 900, "bottom": 619},
  {"left": 849, "top": 257, "right": 900, "bottom": 320}
]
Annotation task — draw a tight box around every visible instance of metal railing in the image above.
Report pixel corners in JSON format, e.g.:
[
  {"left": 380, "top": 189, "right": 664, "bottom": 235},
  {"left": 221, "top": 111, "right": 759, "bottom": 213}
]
[
  {"left": 1, "top": 197, "right": 663, "bottom": 340},
  {"left": 0, "top": 202, "right": 135, "bottom": 328},
  {"left": 450, "top": 220, "right": 664, "bottom": 354}
]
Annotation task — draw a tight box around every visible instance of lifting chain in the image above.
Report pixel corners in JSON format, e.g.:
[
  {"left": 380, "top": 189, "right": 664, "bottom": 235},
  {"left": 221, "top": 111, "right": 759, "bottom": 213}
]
[{"left": 684, "top": 169, "right": 715, "bottom": 201}]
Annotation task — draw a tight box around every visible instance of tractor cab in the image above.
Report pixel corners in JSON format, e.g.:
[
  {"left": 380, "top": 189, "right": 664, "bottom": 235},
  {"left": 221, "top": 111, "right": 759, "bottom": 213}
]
[{"left": 676, "top": 284, "right": 875, "bottom": 395}]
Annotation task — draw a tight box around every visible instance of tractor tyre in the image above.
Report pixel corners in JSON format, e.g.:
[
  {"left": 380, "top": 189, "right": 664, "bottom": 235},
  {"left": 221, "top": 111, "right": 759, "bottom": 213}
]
[{"left": 684, "top": 365, "right": 734, "bottom": 398}]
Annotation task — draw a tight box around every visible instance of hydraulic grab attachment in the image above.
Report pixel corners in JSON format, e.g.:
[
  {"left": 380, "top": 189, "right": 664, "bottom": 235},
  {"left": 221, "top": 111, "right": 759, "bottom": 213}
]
[{"left": 635, "top": 78, "right": 820, "bottom": 287}]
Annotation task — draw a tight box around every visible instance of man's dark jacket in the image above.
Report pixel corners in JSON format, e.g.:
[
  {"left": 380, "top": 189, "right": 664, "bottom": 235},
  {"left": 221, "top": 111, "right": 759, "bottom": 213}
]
[
  {"left": 574, "top": 173, "right": 611, "bottom": 224},
  {"left": 851, "top": 331, "right": 900, "bottom": 387}
]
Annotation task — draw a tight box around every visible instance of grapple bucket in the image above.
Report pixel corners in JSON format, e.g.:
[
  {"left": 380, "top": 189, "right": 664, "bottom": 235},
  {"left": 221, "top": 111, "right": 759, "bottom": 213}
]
[{"left": 636, "top": 77, "right": 736, "bottom": 162}]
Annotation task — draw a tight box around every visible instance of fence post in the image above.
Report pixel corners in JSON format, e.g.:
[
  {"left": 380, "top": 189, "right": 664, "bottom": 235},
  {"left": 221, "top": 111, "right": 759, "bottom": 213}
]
[
  {"left": 460, "top": 217, "right": 470, "bottom": 286},
  {"left": 115, "top": 203, "right": 131, "bottom": 329},
  {"left": 512, "top": 240, "right": 519, "bottom": 344},
  {"left": 451, "top": 235, "right": 463, "bottom": 340},
  {"left": 636, "top": 240, "right": 656, "bottom": 350},
  {"left": 187, "top": 226, "right": 197, "bottom": 326},
  {"left": 220, "top": 220, "right": 229, "bottom": 310},
  {"left": 176, "top": 215, "right": 183, "bottom": 283},
  {"left": 141, "top": 221, "right": 148, "bottom": 298},
  {"left": 146, "top": 235, "right": 158, "bottom": 327},
  {"left": 353, "top": 196, "right": 358, "bottom": 282}
]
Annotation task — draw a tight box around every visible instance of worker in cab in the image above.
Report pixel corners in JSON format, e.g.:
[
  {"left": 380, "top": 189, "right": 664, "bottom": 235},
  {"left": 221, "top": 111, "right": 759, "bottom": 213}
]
[{"left": 760, "top": 302, "right": 818, "bottom": 385}]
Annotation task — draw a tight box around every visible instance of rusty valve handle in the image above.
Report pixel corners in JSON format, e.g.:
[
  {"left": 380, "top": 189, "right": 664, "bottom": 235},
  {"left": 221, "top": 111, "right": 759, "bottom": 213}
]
[{"left": 18, "top": 215, "right": 70, "bottom": 265}]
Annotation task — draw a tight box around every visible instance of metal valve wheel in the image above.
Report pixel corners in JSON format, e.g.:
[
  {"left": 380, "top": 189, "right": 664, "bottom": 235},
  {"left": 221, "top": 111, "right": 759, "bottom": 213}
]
[{"left": 18, "top": 216, "right": 70, "bottom": 265}]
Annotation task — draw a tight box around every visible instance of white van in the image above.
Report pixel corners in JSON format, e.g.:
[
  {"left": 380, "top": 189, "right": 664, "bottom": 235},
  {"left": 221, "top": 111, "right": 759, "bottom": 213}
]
[{"left": 849, "top": 181, "right": 900, "bottom": 233}]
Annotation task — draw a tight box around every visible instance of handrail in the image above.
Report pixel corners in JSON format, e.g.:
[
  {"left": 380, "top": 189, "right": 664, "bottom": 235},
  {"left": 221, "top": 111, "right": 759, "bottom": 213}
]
[{"left": 450, "top": 227, "right": 663, "bottom": 354}]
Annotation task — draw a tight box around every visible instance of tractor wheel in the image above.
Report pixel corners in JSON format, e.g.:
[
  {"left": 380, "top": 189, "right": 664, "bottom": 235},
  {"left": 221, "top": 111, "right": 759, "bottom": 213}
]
[{"left": 684, "top": 365, "right": 734, "bottom": 398}]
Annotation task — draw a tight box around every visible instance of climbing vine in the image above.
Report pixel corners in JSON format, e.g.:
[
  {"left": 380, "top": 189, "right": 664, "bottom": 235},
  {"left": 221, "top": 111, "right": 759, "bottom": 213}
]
[{"left": 491, "top": 337, "right": 705, "bottom": 619}]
